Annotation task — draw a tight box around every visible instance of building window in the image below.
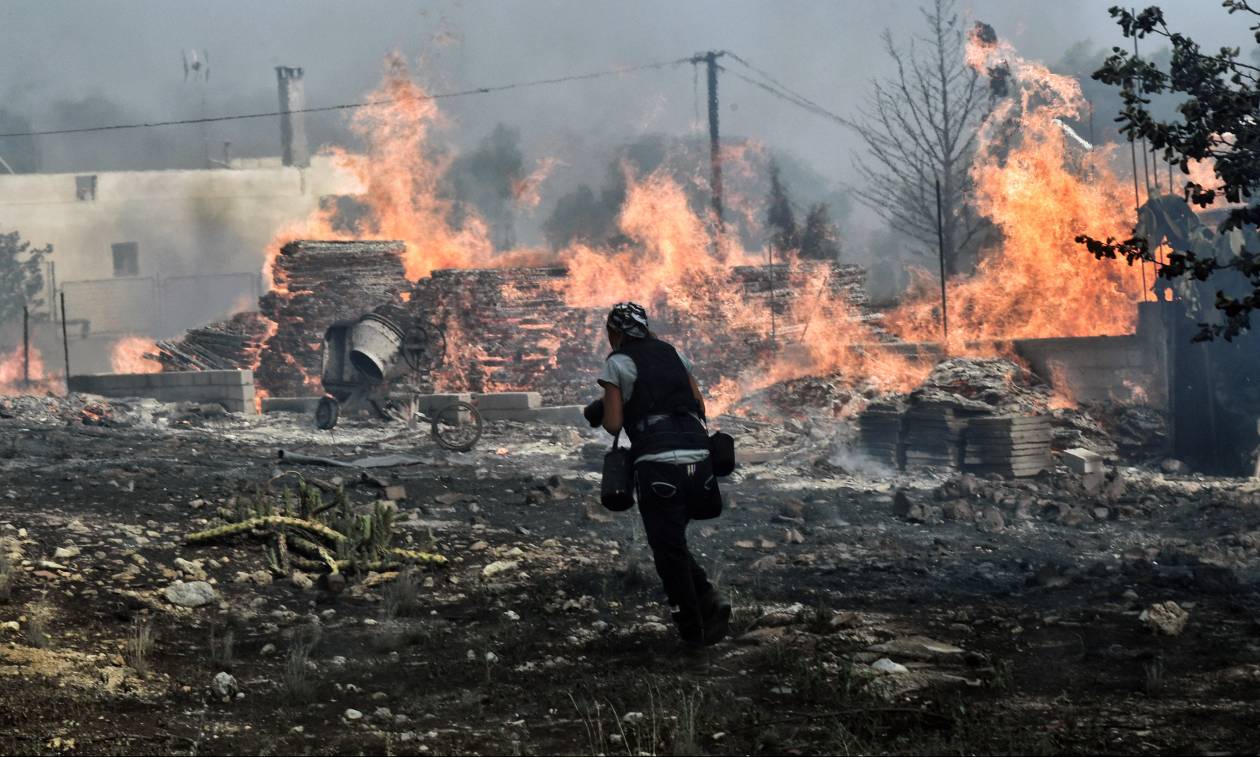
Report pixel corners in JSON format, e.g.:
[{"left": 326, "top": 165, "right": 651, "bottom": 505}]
[
  {"left": 112, "top": 242, "right": 139, "bottom": 277},
  {"left": 75, "top": 175, "right": 97, "bottom": 201}
]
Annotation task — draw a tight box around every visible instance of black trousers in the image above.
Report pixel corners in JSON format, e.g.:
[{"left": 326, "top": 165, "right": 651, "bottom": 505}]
[{"left": 635, "top": 458, "right": 722, "bottom": 625}]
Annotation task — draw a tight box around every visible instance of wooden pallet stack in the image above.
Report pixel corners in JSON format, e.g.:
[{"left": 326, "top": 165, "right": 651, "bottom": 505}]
[
  {"left": 156, "top": 311, "right": 274, "bottom": 371},
  {"left": 962, "top": 415, "right": 1053, "bottom": 478}
]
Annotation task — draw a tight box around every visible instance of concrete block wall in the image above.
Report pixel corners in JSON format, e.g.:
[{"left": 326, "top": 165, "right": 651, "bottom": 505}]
[
  {"left": 1013, "top": 303, "right": 1169, "bottom": 409},
  {"left": 68, "top": 370, "right": 256, "bottom": 415},
  {"left": 470, "top": 392, "right": 583, "bottom": 426}
]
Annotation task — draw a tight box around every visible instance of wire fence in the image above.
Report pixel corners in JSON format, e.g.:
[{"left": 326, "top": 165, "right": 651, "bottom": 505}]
[{"left": 59, "top": 272, "right": 261, "bottom": 337}]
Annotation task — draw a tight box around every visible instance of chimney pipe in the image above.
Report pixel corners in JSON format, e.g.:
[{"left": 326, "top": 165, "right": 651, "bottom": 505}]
[{"left": 276, "top": 66, "right": 309, "bottom": 168}]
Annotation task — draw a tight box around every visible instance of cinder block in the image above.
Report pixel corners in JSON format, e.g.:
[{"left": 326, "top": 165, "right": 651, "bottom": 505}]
[
  {"left": 191, "top": 371, "right": 213, "bottom": 386},
  {"left": 1064, "top": 447, "right": 1103, "bottom": 474},
  {"left": 67, "top": 375, "right": 96, "bottom": 393},
  {"left": 414, "top": 393, "right": 473, "bottom": 414},
  {"left": 530, "top": 405, "right": 586, "bottom": 427},
  {"left": 219, "top": 399, "right": 257, "bottom": 416},
  {"left": 474, "top": 392, "right": 542, "bottom": 410}
]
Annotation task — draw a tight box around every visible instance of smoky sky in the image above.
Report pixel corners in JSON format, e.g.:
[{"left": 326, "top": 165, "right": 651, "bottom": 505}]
[{"left": 0, "top": 0, "right": 1247, "bottom": 240}]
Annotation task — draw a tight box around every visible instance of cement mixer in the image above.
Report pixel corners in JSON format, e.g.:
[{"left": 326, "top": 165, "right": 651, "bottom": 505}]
[{"left": 315, "top": 311, "right": 482, "bottom": 451}]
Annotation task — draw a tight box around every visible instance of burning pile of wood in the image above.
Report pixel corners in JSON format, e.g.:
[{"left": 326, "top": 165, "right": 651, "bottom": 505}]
[
  {"left": 157, "top": 240, "right": 879, "bottom": 404},
  {"left": 255, "top": 241, "right": 409, "bottom": 397},
  {"left": 156, "top": 311, "right": 275, "bottom": 371}
]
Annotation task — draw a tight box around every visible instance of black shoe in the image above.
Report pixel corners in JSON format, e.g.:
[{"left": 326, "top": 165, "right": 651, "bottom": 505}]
[
  {"left": 671, "top": 609, "right": 705, "bottom": 648},
  {"left": 699, "top": 590, "right": 732, "bottom": 645}
]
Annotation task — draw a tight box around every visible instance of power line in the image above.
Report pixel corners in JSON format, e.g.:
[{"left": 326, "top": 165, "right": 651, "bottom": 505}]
[
  {"left": 719, "top": 65, "right": 849, "bottom": 129},
  {"left": 722, "top": 51, "right": 838, "bottom": 121},
  {"left": 0, "top": 56, "right": 694, "bottom": 140}
]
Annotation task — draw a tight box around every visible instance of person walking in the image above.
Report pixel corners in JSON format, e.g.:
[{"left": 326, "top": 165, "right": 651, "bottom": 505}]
[{"left": 584, "top": 302, "right": 731, "bottom": 648}]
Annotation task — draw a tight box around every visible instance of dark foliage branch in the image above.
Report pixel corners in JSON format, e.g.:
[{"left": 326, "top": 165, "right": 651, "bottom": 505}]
[
  {"left": 1076, "top": 2, "right": 1260, "bottom": 339},
  {"left": 0, "top": 230, "right": 51, "bottom": 327}
]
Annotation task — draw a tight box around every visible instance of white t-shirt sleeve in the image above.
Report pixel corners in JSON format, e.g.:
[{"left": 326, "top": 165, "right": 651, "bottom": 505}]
[{"left": 597, "top": 354, "right": 638, "bottom": 401}]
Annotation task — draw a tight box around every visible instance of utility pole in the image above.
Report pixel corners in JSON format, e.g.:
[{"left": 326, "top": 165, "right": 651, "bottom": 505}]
[
  {"left": 706, "top": 51, "right": 723, "bottom": 233},
  {"left": 935, "top": 178, "right": 949, "bottom": 350},
  {"left": 60, "top": 291, "right": 70, "bottom": 392},
  {"left": 22, "top": 304, "right": 29, "bottom": 386},
  {"left": 692, "top": 51, "right": 725, "bottom": 236}
]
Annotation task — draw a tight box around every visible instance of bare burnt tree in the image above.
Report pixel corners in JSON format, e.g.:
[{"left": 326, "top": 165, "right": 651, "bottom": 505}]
[{"left": 846, "top": 0, "right": 987, "bottom": 276}]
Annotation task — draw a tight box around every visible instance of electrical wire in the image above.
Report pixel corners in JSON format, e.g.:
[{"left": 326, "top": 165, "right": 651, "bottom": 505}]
[
  {"left": 722, "top": 51, "right": 838, "bottom": 121},
  {"left": 0, "top": 56, "right": 694, "bottom": 139},
  {"left": 719, "top": 65, "right": 849, "bottom": 129}
]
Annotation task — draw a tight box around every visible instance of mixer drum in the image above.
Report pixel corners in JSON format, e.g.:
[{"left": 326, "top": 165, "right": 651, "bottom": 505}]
[{"left": 349, "top": 313, "right": 406, "bottom": 382}]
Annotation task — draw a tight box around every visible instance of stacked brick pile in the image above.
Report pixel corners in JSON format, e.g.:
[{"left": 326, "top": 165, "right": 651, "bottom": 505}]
[
  {"left": 160, "top": 246, "right": 876, "bottom": 405},
  {"left": 408, "top": 267, "right": 606, "bottom": 404},
  {"left": 255, "top": 241, "right": 409, "bottom": 397}
]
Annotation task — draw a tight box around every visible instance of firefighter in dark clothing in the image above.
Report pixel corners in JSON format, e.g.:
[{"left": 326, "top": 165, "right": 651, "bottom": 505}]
[{"left": 584, "top": 302, "right": 731, "bottom": 647}]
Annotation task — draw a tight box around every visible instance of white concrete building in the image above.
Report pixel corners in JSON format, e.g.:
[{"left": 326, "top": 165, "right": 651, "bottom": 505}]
[
  {"left": 0, "top": 155, "right": 357, "bottom": 336},
  {"left": 0, "top": 67, "right": 361, "bottom": 373}
]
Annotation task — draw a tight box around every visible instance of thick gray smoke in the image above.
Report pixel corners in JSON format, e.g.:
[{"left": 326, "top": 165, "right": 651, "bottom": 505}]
[{"left": 0, "top": 0, "right": 1244, "bottom": 244}]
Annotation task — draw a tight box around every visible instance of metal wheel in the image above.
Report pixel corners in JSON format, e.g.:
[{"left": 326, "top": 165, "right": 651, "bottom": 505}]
[
  {"left": 402, "top": 322, "right": 447, "bottom": 374},
  {"left": 315, "top": 396, "right": 340, "bottom": 430},
  {"left": 431, "top": 400, "right": 482, "bottom": 451}
]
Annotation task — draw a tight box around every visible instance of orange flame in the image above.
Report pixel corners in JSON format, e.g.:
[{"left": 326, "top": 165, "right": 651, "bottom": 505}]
[
  {"left": 0, "top": 346, "right": 60, "bottom": 396},
  {"left": 249, "top": 36, "right": 1157, "bottom": 413},
  {"left": 890, "top": 33, "right": 1146, "bottom": 351},
  {"left": 263, "top": 54, "right": 550, "bottom": 287},
  {"left": 110, "top": 336, "right": 162, "bottom": 374}
]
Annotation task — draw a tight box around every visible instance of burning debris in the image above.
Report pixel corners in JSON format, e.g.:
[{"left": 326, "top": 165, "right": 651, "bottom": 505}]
[
  {"left": 851, "top": 358, "right": 1167, "bottom": 476},
  {"left": 156, "top": 311, "right": 275, "bottom": 372},
  {"left": 258, "top": 240, "right": 409, "bottom": 397}
]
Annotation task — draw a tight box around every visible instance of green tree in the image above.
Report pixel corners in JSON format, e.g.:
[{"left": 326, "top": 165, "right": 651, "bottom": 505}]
[
  {"left": 799, "top": 203, "right": 841, "bottom": 260},
  {"left": 0, "top": 229, "right": 51, "bottom": 326},
  {"left": 766, "top": 160, "right": 798, "bottom": 254},
  {"left": 1077, "top": 2, "right": 1260, "bottom": 339}
]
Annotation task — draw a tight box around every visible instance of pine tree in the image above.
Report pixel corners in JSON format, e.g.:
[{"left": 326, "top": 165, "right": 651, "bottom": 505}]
[
  {"left": 0, "top": 229, "right": 51, "bottom": 326},
  {"left": 766, "top": 160, "right": 798, "bottom": 254},
  {"left": 799, "top": 203, "right": 841, "bottom": 260}
]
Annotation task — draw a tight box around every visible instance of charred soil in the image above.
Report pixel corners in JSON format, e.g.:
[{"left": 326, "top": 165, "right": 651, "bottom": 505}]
[{"left": 0, "top": 396, "right": 1258, "bottom": 755}]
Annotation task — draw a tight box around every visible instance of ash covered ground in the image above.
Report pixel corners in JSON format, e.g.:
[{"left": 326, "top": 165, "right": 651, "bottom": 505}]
[{"left": 1, "top": 383, "right": 1259, "bottom": 755}]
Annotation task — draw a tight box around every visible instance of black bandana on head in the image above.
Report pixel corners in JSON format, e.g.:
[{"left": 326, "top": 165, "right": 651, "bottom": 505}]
[{"left": 607, "top": 302, "right": 649, "bottom": 338}]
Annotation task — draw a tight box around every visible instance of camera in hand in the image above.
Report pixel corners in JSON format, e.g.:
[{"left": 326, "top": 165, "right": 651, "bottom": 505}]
[{"left": 583, "top": 398, "right": 605, "bottom": 428}]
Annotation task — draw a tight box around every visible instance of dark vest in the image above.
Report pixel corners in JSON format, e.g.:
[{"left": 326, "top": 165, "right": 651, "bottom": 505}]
[{"left": 613, "top": 337, "right": 709, "bottom": 458}]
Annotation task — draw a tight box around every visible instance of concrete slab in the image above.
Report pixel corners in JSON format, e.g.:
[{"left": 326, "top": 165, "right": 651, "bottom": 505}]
[
  {"left": 474, "top": 392, "right": 542, "bottom": 410},
  {"left": 530, "top": 405, "right": 585, "bottom": 427},
  {"left": 261, "top": 397, "right": 321, "bottom": 414},
  {"left": 1064, "top": 447, "right": 1103, "bottom": 474}
]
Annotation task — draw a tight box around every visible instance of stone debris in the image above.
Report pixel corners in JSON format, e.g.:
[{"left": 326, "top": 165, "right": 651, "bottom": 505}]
[
  {"left": 871, "top": 657, "right": 910, "bottom": 674},
  {"left": 163, "top": 580, "right": 218, "bottom": 608},
  {"left": 211, "top": 671, "right": 239, "bottom": 699},
  {"left": 867, "top": 636, "right": 965, "bottom": 660},
  {"left": 1141, "top": 601, "right": 1190, "bottom": 637}
]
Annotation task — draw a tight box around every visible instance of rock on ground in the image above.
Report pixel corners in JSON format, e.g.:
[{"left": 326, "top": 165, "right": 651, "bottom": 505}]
[{"left": 163, "top": 580, "right": 217, "bottom": 608}]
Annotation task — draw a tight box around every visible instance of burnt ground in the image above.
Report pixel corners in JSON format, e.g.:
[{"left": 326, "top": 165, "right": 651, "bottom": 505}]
[{"left": 1, "top": 395, "right": 1259, "bottom": 755}]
